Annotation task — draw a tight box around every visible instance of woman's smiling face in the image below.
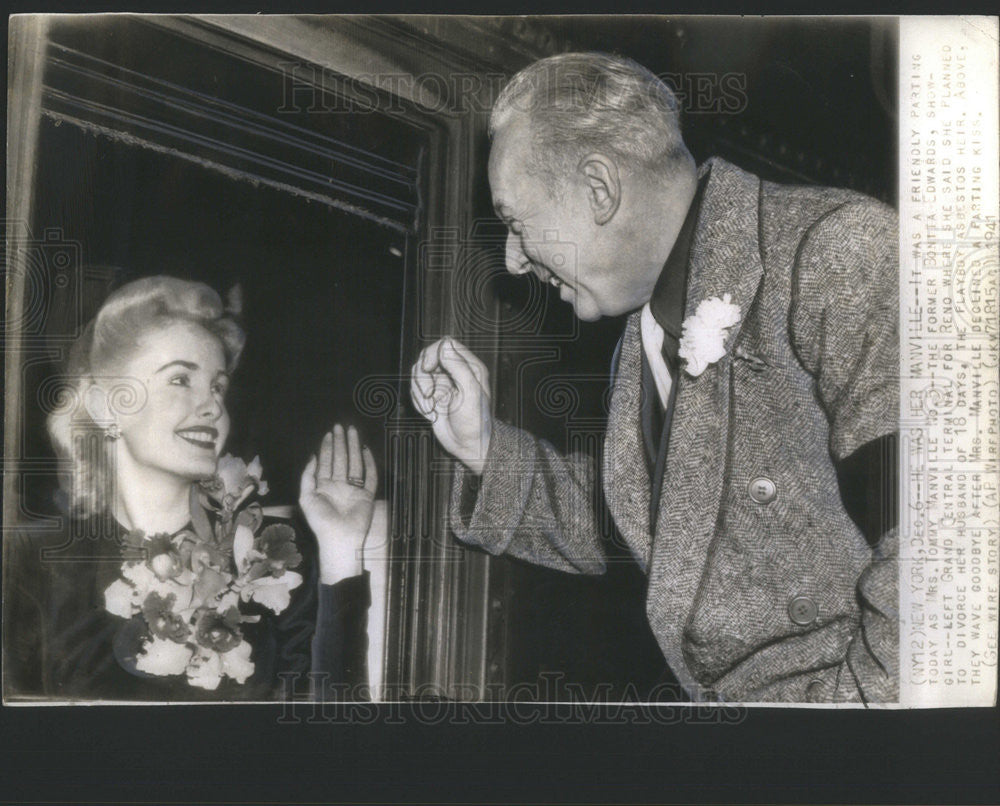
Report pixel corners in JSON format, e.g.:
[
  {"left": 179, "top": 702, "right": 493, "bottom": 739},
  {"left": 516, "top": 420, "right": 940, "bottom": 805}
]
[{"left": 112, "top": 320, "right": 231, "bottom": 482}]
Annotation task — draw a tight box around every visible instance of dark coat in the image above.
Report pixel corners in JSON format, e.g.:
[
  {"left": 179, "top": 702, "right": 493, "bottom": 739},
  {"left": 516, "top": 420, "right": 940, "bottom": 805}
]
[{"left": 3, "top": 512, "right": 370, "bottom": 702}]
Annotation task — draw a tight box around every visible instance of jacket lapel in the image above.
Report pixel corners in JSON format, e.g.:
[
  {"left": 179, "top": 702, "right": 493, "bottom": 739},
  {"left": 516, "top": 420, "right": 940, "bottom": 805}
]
[
  {"left": 645, "top": 158, "right": 766, "bottom": 699},
  {"left": 603, "top": 312, "right": 654, "bottom": 570}
]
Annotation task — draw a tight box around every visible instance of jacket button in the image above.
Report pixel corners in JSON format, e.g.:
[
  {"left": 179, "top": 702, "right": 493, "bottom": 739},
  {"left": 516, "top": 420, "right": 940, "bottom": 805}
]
[
  {"left": 788, "top": 595, "right": 818, "bottom": 626},
  {"left": 805, "top": 679, "right": 825, "bottom": 702},
  {"left": 748, "top": 476, "right": 777, "bottom": 504}
]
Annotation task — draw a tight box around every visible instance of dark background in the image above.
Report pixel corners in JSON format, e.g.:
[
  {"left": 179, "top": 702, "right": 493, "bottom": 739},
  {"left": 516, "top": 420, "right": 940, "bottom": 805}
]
[
  {"left": 25, "top": 120, "right": 410, "bottom": 505},
  {"left": 21, "top": 15, "right": 426, "bottom": 514}
]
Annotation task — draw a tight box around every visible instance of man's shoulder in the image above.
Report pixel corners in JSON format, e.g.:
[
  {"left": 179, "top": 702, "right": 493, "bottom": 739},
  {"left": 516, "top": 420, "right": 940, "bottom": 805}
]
[
  {"left": 759, "top": 179, "right": 896, "bottom": 260},
  {"left": 702, "top": 155, "right": 894, "bottom": 226},
  {"left": 762, "top": 176, "right": 894, "bottom": 226}
]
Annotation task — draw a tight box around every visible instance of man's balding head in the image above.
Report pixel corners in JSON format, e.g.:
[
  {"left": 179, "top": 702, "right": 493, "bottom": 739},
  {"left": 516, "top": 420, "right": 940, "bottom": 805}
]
[{"left": 490, "top": 52, "right": 693, "bottom": 188}]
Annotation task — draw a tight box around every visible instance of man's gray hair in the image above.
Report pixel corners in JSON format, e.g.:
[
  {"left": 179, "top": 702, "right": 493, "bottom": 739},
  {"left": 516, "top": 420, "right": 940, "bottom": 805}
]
[{"left": 489, "top": 52, "right": 689, "bottom": 181}]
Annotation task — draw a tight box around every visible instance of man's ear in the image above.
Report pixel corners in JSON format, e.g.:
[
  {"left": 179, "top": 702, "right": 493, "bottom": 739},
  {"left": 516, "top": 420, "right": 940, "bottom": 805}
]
[
  {"left": 578, "top": 153, "right": 620, "bottom": 225},
  {"left": 83, "top": 382, "right": 113, "bottom": 426}
]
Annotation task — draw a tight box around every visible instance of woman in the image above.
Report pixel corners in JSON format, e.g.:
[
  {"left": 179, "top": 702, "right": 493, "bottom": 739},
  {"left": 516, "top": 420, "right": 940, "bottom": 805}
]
[{"left": 3, "top": 276, "right": 375, "bottom": 702}]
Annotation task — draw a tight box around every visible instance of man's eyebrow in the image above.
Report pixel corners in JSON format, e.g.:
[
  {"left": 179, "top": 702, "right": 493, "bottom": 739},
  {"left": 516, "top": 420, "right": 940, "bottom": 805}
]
[{"left": 155, "top": 360, "right": 198, "bottom": 374}]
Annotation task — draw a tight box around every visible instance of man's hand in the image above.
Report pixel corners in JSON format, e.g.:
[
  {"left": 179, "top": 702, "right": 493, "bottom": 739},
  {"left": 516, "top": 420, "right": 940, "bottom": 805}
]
[
  {"left": 299, "top": 424, "right": 377, "bottom": 584},
  {"left": 410, "top": 337, "right": 493, "bottom": 475}
]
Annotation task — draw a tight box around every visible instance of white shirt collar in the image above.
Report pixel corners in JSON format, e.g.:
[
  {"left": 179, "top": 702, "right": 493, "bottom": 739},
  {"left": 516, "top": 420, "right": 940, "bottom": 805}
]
[{"left": 640, "top": 303, "right": 672, "bottom": 411}]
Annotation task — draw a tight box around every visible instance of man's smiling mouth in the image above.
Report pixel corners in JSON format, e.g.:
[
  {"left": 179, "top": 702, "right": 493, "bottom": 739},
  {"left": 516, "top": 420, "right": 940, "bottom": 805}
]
[{"left": 175, "top": 426, "right": 218, "bottom": 450}]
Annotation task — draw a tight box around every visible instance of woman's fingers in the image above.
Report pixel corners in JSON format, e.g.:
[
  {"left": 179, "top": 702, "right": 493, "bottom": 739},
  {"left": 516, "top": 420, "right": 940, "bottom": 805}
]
[
  {"left": 317, "top": 430, "right": 333, "bottom": 478},
  {"left": 331, "top": 423, "right": 348, "bottom": 480},
  {"left": 309, "top": 424, "right": 377, "bottom": 494},
  {"left": 363, "top": 446, "right": 378, "bottom": 494},
  {"left": 299, "top": 454, "right": 317, "bottom": 497},
  {"left": 347, "top": 426, "right": 364, "bottom": 485}
]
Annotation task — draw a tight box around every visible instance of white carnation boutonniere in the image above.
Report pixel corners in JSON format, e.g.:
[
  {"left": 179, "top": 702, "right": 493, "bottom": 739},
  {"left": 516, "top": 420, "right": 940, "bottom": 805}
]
[{"left": 678, "top": 294, "right": 742, "bottom": 377}]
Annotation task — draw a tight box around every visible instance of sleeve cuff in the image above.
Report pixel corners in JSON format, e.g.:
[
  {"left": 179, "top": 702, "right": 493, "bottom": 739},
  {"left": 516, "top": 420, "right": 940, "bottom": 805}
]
[
  {"left": 312, "top": 571, "right": 370, "bottom": 699},
  {"left": 449, "top": 419, "right": 536, "bottom": 556},
  {"left": 317, "top": 570, "right": 371, "bottom": 612}
]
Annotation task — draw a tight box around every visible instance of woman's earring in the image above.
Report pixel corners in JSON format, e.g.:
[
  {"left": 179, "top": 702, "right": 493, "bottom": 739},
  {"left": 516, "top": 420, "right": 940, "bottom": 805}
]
[{"left": 104, "top": 423, "right": 121, "bottom": 441}]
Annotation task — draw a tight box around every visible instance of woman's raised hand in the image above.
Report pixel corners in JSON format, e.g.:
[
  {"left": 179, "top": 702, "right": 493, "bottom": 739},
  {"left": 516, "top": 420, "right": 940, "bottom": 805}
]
[{"left": 299, "top": 424, "right": 377, "bottom": 584}]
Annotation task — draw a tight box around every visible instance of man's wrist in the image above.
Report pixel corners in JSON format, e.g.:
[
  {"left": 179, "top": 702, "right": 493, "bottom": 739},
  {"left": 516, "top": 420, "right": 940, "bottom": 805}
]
[{"left": 459, "top": 421, "right": 493, "bottom": 476}]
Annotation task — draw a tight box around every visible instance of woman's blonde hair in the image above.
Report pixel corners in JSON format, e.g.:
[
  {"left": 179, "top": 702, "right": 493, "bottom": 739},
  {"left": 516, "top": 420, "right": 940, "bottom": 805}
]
[{"left": 47, "top": 276, "right": 245, "bottom": 517}]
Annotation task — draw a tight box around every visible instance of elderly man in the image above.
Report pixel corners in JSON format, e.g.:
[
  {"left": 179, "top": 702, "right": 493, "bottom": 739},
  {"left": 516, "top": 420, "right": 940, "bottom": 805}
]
[{"left": 411, "top": 53, "right": 898, "bottom": 703}]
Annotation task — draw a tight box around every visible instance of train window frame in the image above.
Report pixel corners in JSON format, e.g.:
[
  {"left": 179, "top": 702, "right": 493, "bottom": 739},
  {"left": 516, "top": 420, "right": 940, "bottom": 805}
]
[{"left": 4, "top": 14, "right": 505, "bottom": 702}]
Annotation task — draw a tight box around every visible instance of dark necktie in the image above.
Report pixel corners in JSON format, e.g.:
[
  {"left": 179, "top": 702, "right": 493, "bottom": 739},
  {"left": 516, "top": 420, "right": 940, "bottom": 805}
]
[
  {"left": 660, "top": 329, "right": 680, "bottom": 375},
  {"left": 640, "top": 173, "right": 708, "bottom": 531},
  {"left": 644, "top": 320, "right": 681, "bottom": 531}
]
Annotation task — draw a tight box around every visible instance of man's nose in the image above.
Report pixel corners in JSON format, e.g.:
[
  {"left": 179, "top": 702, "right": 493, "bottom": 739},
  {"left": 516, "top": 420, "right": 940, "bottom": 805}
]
[{"left": 505, "top": 231, "right": 532, "bottom": 275}]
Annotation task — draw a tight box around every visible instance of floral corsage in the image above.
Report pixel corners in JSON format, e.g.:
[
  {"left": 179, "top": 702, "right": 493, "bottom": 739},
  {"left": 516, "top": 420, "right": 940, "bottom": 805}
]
[
  {"left": 677, "top": 293, "right": 742, "bottom": 377},
  {"left": 104, "top": 455, "right": 303, "bottom": 690}
]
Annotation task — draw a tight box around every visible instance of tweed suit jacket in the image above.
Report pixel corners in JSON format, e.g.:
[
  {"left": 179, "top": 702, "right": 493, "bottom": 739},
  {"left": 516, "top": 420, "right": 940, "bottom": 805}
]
[{"left": 450, "top": 157, "right": 899, "bottom": 704}]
